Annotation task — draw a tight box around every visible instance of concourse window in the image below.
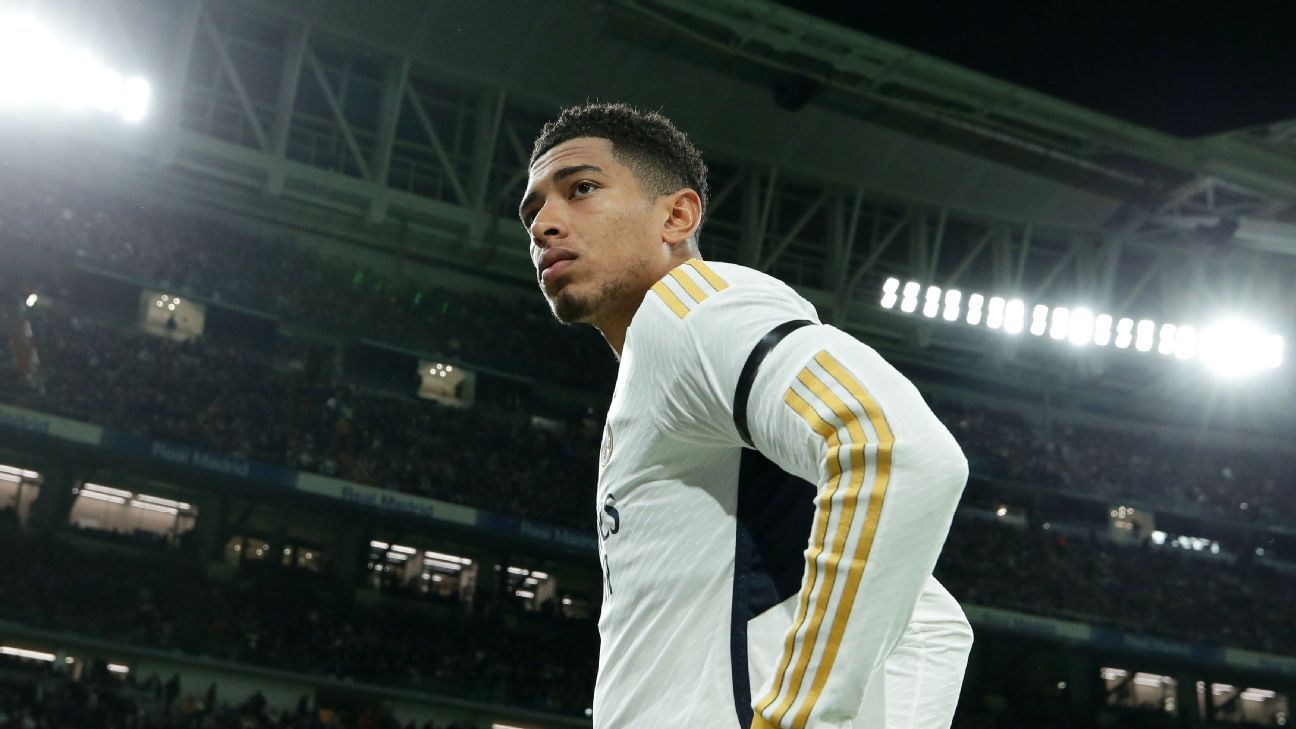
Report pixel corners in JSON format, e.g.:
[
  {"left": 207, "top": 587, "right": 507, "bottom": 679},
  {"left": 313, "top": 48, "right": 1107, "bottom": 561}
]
[
  {"left": 141, "top": 292, "right": 205, "bottom": 341},
  {"left": 366, "top": 541, "right": 477, "bottom": 604},
  {"left": 0, "top": 463, "right": 41, "bottom": 526},
  {"left": 69, "top": 482, "right": 196, "bottom": 546}
]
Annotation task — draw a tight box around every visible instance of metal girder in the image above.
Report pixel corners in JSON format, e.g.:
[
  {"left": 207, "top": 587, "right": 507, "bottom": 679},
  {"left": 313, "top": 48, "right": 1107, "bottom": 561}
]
[
  {"left": 303, "top": 47, "right": 372, "bottom": 180},
  {"left": 266, "top": 23, "right": 308, "bottom": 195},
  {"left": 406, "top": 82, "right": 470, "bottom": 207},
  {"left": 366, "top": 57, "right": 409, "bottom": 222},
  {"left": 156, "top": 0, "right": 202, "bottom": 166},
  {"left": 200, "top": 9, "right": 270, "bottom": 152},
  {"left": 759, "top": 192, "right": 827, "bottom": 271},
  {"left": 846, "top": 210, "right": 912, "bottom": 290}
]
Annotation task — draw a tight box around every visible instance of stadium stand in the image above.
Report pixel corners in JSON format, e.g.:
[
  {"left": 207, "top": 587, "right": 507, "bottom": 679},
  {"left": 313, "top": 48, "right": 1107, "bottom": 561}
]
[
  {"left": 0, "top": 526, "right": 597, "bottom": 717},
  {"left": 2, "top": 179, "right": 1294, "bottom": 533}
]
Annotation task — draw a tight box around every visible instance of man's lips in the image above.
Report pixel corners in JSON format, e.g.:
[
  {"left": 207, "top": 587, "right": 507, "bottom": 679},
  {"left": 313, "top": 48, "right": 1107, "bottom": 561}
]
[{"left": 541, "top": 258, "right": 574, "bottom": 284}]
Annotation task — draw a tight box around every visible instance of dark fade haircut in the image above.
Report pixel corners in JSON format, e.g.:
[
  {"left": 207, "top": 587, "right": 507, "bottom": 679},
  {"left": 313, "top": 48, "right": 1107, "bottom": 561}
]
[{"left": 530, "top": 103, "right": 710, "bottom": 250}]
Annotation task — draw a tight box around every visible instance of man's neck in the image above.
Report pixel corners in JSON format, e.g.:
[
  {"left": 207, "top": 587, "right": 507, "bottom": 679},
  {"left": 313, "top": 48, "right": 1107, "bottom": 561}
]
[
  {"left": 597, "top": 253, "right": 698, "bottom": 360},
  {"left": 595, "top": 290, "right": 647, "bottom": 361}
]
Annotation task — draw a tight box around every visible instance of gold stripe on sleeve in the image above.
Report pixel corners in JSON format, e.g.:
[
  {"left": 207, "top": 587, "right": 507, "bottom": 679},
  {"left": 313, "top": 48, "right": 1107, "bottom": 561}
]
[
  {"left": 651, "top": 280, "right": 690, "bottom": 319},
  {"left": 788, "top": 351, "right": 895, "bottom": 729},
  {"left": 767, "top": 367, "right": 868, "bottom": 725},
  {"left": 755, "top": 382, "right": 841, "bottom": 720},
  {"left": 686, "top": 258, "right": 729, "bottom": 292},
  {"left": 669, "top": 267, "right": 709, "bottom": 305}
]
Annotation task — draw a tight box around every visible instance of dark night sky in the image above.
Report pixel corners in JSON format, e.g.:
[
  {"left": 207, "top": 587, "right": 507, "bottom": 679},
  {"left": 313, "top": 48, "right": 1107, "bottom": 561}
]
[{"left": 779, "top": 1, "right": 1296, "bottom": 138}]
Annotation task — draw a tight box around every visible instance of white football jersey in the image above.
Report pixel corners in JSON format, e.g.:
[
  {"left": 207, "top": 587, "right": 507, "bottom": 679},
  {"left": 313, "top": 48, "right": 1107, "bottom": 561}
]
[{"left": 592, "top": 259, "right": 972, "bottom": 729}]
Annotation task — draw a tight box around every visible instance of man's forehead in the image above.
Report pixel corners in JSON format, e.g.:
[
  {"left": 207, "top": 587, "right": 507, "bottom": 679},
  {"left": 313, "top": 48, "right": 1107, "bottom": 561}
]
[{"left": 528, "top": 137, "right": 617, "bottom": 182}]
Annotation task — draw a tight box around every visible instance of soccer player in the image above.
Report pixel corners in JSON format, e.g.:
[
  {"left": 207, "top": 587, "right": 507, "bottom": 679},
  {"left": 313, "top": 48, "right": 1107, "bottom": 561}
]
[{"left": 519, "top": 103, "right": 972, "bottom": 729}]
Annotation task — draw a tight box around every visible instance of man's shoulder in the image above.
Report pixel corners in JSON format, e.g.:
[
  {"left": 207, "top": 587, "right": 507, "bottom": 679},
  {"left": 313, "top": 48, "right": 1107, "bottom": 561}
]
[
  {"left": 628, "top": 259, "right": 820, "bottom": 384},
  {"left": 637, "top": 259, "right": 817, "bottom": 334}
]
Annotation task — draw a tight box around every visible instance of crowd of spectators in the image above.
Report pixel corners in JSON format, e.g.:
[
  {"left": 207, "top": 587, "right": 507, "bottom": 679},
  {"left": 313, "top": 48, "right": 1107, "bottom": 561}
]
[
  {"left": 0, "top": 507, "right": 1292, "bottom": 727},
  {"left": 0, "top": 528, "right": 597, "bottom": 717},
  {"left": 936, "top": 516, "right": 1296, "bottom": 655},
  {"left": 4, "top": 307, "right": 596, "bottom": 529},
  {"left": 0, "top": 662, "right": 486, "bottom": 729},
  {"left": 935, "top": 399, "right": 1292, "bottom": 525},
  {"left": 4, "top": 297, "right": 1292, "bottom": 532},
  {"left": 0, "top": 170, "right": 616, "bottom": 392},
  {"left": 2, "top": 170, "right": 1293, "bottom": 531}
]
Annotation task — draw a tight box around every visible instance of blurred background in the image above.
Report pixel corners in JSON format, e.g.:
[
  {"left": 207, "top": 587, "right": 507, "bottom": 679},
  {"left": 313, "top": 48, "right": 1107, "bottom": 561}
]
[{"left": 0, "top": 1, "right": 1294, "bottom": 727}]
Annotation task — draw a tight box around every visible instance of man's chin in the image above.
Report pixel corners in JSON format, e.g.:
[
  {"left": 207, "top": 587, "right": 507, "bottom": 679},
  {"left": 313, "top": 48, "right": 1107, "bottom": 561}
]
[{"left": 549, "top": 289, "right": 596, "bottom": 326}]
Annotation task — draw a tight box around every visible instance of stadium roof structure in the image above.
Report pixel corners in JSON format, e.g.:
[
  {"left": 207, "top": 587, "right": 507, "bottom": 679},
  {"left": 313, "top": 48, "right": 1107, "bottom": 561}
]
[{"left": 9, "top": 0, "right": 1294, "bottom": 415}]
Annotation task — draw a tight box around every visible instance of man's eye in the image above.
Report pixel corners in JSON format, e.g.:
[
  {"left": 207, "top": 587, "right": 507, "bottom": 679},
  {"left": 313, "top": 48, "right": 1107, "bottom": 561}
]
[{"left": 573, "top": 181, "right": 596, "bottom": 196}]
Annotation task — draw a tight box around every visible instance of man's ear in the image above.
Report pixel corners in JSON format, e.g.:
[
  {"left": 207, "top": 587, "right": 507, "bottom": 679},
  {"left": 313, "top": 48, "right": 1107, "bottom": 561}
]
[{"left": 661, "top": 188, "right": 702, "bottom": 247}]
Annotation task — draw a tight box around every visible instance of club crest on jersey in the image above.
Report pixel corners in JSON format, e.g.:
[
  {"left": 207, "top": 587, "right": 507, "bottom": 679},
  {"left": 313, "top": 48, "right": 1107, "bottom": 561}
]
[{"left": 599, "top": 421, "right": 614, "bottom": 471}]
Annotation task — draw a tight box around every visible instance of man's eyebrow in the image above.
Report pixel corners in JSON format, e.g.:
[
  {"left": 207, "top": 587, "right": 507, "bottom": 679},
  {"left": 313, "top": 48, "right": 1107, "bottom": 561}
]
[{"left": 518, "top": 165, "right": 606, "bottom": 220}]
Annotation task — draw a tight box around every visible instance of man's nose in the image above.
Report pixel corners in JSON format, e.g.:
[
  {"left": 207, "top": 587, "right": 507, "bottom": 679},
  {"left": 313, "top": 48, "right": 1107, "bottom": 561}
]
[{"left": 529, "top": 207, "right": 566, "bottom": 245}]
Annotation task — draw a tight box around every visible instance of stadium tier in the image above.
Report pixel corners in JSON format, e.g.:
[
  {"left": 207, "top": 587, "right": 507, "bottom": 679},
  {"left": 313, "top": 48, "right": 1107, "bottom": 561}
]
[
  {"left": 2, "top": 1, "right": 1295, "bottom": 727},
  {"left": 1, "top": 182, "right": 1291, "bottom": 531}
]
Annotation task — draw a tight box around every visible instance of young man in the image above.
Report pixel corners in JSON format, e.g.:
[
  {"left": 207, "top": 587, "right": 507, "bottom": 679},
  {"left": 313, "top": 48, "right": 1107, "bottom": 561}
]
[{"left": 520, "top": 103, "right": 972, "bottom": 729}]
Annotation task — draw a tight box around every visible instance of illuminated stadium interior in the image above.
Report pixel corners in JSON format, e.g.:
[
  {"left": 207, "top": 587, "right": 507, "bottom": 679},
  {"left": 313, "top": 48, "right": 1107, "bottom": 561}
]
[{"left": 0, "top": 2, "right": 1294, "bottom": 728}]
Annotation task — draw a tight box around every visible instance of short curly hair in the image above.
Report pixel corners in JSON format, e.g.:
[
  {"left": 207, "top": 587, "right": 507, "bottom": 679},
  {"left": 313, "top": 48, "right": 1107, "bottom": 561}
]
[{"left": 530, "top": 103, "right": 710, "bottom": 248}]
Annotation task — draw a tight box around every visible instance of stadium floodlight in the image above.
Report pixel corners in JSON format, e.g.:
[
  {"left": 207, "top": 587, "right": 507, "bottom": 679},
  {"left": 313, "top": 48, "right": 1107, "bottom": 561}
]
[
  {"left": 875, "top": 278, "right": 1286, "bottom": 374},
  {"left": 0, "top": 13, "right": 151, "bottom": 122},
  {"left": 942, "top": 289, "right": 961, "bottom": 321},
  {"left": 1049, "top": 307, "right": 1070, "bottom": 341},
  {"left": 1200, "top": 319, "right": 1283, "bottom": 377},
  {"left": 1174, "top": 325, "right": 1197, "bottom": 360},
  {"left": 1157, "top": 323, "right": 1177, "bottom": 355},
  {"left": 1265, "top": 335, "right": 1284, "bottom": 369},
  {"left": 986, "top": 297, "right": 1005, "bottom": 330},
  {"left": 1094, "top": 314, "right": 1113, "bottom": 346},
  {"left": 24, "top": 293, "right": 37, "bottom": 308},
  {"left": 1004, "top": 299, "right": 1025, "bottom": 334},
  {"left": 880, "top": 277, "right": 899, "bottom": 309},
  {"left": 1135, "top": 320, "right": 1155, "bottom": 352},
  {"left": 1068, "top": 308, "right": 1094, "bottom": 346},
  {"left": 900, "top": 281, "right": 920, "bottom": 313},
  {"left": 922, "top": 286, "right": 942, "bottom": 318},
  {"left": 1030, "top": 305, "right": 1048, "bottom": 336},
  {"left": 1114, "top": 318, "right": 1134, "bottom": 349},
  {"left": 966, "top": 294, "right": 984, "bottom": 325}
]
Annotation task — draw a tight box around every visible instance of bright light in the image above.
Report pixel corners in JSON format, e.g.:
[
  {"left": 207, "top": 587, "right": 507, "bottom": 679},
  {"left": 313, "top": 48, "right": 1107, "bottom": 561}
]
[
  {"left": 872, "top": 279, "right": 1286, "bottom": 374},
  {"left": 1004, "top": 299, "right": 1024, "bottom": 334},
  {"left": 0, "top": 14, "right": 150, "bottom": 122},
  {"left": 1094, "top": 314, "right": 1113, "bottom": 346},
  {"left": 986, "top": 297, "right": 1005, "bottom": 329},
  {"left": 966, "top": 294, "right": 984, "bottom": 325},
  {"left": 1049, "top": 307, "right": 1070, "bottom": 341},
  {"left": 1030, "top": 305, "right": 1049, "bottom": 336},
  {"left": 119, "top": 76, "right": 150, "bottom": 123},
  {"left": 1069, "top": 308, "right": 1093, "bottom": 346},
  {"left": 24, "top": 293, "right": 37, "bottom": 308},
  {"left": 1158, "top": 323, "right": 1177, "bottom": 355},
  {"left": 1200, "top": 319, "right": 1284, "bottom": 377},
  {"left": 84, "top": 483, "right": 132, "bottom": 498},
  {"left": 900, "top": 281, "right": 920, "bottom": 313},
  {"left": 1174, "top": 325, "right": 1196, "bottom": 360},
  {"left": 79, "top": 491, "right": 126, "bottom": 505},
  {"left": 922, "top": 286, "right": 941, "bottom": 318},
  {"left": 1135, "top": 320, "right": 1155, "bottom": 352},
  {"left": 881, "top": 277, "right": 899, "bottom": 309},
  {"left": 942, "top": 290, "right": 961, "bottom": 321},
  {"left": 1114, "top": 318, "right": 1133, "bottom": 349},
  {"left": 0, "top": 646, "right": 55, "bottom": 662},
  {"left": 106, "top": 663, "right": 130, "bottom": 674}
]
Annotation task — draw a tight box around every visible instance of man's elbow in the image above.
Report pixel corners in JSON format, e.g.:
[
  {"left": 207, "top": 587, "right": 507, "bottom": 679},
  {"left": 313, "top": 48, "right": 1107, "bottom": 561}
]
[{"left": 918, "top": 419, "right": 969, "bottom": 502}]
